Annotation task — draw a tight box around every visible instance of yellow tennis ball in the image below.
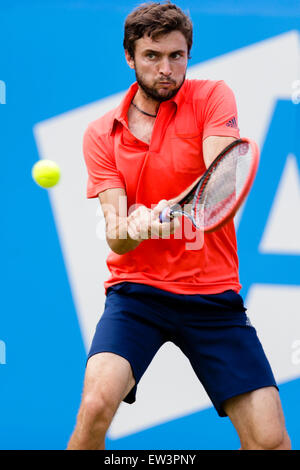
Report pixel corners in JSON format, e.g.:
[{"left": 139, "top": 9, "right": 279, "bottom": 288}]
[{"left": 32, "top": 160, "right": 61, "bottom": 188}]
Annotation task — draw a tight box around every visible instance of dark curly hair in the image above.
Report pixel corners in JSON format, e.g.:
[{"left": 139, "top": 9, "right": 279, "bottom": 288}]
[{"left": 123, "top": 2, "right": 193, "bottom": 59}]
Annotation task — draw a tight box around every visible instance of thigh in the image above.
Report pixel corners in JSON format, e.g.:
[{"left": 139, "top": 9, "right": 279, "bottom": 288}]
[
  {"left": 87, "top": 283, "right": 168, "bottom": 403},
  {"left": 176, "top": 291, "right": 277, "bottom": 417},
  {"left": 83, "top": 352, "right": 135, "bottom": 407},
  {"left": 223, "top": 386, "right": 287, "bottom": 449}
]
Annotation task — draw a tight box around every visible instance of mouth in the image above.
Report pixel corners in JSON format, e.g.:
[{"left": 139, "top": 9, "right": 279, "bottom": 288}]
[{"left": 157, "top": 81, "right": 174, "bottom": 86}]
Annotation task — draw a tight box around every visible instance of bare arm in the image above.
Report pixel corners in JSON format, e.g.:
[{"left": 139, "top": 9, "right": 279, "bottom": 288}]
[
  {"left": 99, "top": 188, "right": 141, "bottom": 255},
  {"left": 99, "top": 188, "right": 180, "bottom": 255},
  {"left": 203, "top": 135, "right": 237, "bottom": 169}
]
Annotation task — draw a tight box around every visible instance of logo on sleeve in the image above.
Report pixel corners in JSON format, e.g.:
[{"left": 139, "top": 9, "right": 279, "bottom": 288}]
[{"left": 226, "top": 117, "right": 238, "bottom": 128}]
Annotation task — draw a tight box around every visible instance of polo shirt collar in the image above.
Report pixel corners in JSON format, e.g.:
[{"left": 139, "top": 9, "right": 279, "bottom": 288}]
[
  {"left": 171, "top": 79, "right": 188, "bottom": 108},
  {"left": 109, "top": 79, "right": 188, "bottom": 135}
]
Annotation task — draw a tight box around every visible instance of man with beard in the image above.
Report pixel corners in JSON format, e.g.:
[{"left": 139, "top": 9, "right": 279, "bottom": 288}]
[{"left": 67, "top": 2, "right": 290, "bottom": 450}]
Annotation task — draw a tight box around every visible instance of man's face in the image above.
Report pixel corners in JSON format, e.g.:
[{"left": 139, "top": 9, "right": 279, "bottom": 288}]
[{"left": 126, "top": 30, "right": 189, "bottom": 102}]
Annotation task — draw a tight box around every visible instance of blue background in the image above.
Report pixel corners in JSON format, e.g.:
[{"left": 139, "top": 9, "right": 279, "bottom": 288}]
[{"left": 0, "top": 0, "right": 299, "bottom": 450}]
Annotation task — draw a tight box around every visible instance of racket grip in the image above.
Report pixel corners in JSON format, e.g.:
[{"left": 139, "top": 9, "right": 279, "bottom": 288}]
[{"left": 159, "top": 206, "right": 171, "bottom": 223}]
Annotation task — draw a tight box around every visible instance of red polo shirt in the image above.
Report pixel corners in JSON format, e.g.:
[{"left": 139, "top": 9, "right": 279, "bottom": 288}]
[{"left": 83, "top": 79, "right": 241, "bottom": 295}]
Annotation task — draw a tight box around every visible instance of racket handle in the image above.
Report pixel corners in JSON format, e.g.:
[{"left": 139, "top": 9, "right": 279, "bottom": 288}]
[{"left": 159, "top": 206, "right": 171, "bottom": 223}]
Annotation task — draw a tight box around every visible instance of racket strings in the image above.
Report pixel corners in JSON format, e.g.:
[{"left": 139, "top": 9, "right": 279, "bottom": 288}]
[{"left": 192, "top": 143, "right": 252, "bottom": 229}]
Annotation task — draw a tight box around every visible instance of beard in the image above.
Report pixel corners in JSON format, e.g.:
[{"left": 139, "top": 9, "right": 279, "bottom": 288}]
[{"left": 134, "top": 67, "right": 186, "bottom": 102}]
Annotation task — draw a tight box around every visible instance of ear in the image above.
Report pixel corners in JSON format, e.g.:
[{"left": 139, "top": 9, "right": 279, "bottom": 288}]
[{"left": 125, "top": 49, "right": 135, "bottom": 70}]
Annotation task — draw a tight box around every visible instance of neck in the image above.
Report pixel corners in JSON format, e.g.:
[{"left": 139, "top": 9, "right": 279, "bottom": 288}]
[
  {"left": 133, "top": 89, "right": 159, "bottom": 117},
  {"left": 131, "top": 101, "right": 157, "bottom": 118}
]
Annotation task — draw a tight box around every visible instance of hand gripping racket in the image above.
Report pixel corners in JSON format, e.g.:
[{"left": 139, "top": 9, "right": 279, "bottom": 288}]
[{"left": 159, "top": 138, "right": 259, "bottom": 232}]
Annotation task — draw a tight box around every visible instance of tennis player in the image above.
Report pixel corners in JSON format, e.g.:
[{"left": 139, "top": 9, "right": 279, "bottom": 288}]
[{"left": 67, "top": 2, "right": 291, "bottom": 450}]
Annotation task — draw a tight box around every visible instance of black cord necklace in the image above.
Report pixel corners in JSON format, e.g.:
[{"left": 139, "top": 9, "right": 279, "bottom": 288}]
[{"left": 131, "top": 101, "right": 157, "bottom": 118}]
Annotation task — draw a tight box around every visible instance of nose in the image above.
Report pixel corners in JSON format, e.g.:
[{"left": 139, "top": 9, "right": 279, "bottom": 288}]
[{"left": 158, "top": 57, "right": 172, "bottom": 77}]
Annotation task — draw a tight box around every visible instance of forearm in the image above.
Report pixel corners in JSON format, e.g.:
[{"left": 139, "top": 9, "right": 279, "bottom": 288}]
[
  {"left": 106, "top": 216, "right": 141, "bottom": 255},
  {"left": 104, "top": 200, "right": 179, "bottom": 255}
]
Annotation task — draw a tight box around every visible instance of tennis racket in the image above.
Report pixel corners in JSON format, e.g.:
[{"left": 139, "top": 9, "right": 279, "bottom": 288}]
[{"left": 159, "top": 137, "right": 259, "bottom": 232}]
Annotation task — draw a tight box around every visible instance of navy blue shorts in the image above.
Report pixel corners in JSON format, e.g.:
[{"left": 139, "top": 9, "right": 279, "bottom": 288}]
[{"left": 87, "top": 282, "right": 278, "bottom": 417}]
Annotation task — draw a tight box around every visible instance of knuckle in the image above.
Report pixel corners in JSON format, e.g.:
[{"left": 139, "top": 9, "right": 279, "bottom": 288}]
[{"left": 156, "top": 199, "right": 168, "bottom": 210}]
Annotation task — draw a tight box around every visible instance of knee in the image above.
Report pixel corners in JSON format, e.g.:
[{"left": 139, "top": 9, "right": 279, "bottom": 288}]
[
  {"left": 249, "top": 427, "right": 291, "bottom": 450},
  {"left": 79, "top": 392, "right": 116, "bottom": 432}
]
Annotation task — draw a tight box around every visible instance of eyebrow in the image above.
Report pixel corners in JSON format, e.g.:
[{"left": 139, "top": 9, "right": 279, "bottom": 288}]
[{"left": 143, "top": 49, "right": 186, "bottom": 55}]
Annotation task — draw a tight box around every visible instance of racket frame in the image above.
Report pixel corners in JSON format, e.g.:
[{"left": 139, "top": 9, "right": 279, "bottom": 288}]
[{"left": 162, "top": 137, "right": 259, "bottom": 232}]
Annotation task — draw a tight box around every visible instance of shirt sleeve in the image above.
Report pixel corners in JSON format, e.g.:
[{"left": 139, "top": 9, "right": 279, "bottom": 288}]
[
  {"left": 202, "top": 81, "right": 240, "bottom": 141},
  {"left": 83, "top": 125, "right": 125, "bottom": 199}
]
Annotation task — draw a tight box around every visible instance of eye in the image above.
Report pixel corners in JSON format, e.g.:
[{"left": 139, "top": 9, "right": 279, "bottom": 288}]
[
  {"left": 171, "top": 52, "right": 182, "bottom": 59},
  {"left": 146, "top": 52, "right": 157, "bottom": 60}
]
